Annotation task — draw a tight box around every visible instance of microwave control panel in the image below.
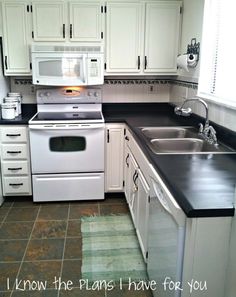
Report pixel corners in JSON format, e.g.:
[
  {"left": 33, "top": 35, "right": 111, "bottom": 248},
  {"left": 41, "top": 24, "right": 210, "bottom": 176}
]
[{"left": 87, "top": 54, "right": 104, "bottom": 85}]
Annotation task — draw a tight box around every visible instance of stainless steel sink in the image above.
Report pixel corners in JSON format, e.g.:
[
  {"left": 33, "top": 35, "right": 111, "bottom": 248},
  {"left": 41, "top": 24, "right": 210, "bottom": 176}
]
[
  {"left": 140, "top": 126, "right": 198, "bottom": 139},
  {"left": 141, "top": 127, "right": 187, "bottom": 139},
  {"left": 150, "top": 138, "right": 204, "bottom": 153},
  {"left": 138, "top": 126, "right": 235, "bottom": 154}
]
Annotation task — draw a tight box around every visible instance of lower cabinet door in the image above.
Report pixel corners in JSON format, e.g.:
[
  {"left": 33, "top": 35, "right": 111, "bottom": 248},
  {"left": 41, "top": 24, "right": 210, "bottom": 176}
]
[
  {"left": 3, "top": 176, "right": 31, "bottom": 195},
  {"left": 127, "top": 153, "right": 139, "bottom": 225},
  {"left": 32, "top": 173, "right": 104, "bottom": 202},
  {"left": 136, "top": 168, "right": 150, "bottom": 261}
]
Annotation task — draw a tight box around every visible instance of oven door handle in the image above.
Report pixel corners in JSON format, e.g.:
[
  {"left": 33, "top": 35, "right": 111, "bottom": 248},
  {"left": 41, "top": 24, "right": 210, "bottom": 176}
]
[{"left": 29, "top": 124, "right": 104, "bottom": 130}]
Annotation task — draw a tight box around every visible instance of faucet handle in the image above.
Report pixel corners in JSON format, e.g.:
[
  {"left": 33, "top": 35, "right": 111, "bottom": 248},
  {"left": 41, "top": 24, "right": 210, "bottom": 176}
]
[
  {"left": 208, "top": 126, "right": 218, "bottom": 145},
  {"left": 198, "top": 123, "right": 204, "bottom": 133},
  {"left": 208, "top": 126, "right": 216, "bottom": 134}
]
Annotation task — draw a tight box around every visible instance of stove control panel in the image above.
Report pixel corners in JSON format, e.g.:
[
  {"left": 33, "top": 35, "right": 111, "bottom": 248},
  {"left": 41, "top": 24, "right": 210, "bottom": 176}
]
[{"left": 36, "top": 88, "right": 102, "bottom": 104}]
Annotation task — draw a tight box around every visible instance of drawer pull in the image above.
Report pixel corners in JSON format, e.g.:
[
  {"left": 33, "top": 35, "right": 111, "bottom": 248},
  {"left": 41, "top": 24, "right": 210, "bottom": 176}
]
[
  {"left": 9, "top": 183, "right": 23, "bottom": 186},
  {"left": 6, "top": 134, "right": 21, "bottom": 137},
  {"left": 125, "top": 136, "right": 129, "bottom": 141},
  {"left": 8, "top": 167, "right": 22, "bottom": 171},
  {"left": 7, "top": 151, "right": 22, "bottom": 154}
]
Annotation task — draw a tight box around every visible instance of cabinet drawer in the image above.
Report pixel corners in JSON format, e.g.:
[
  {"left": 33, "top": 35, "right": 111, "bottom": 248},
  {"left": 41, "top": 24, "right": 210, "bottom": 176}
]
[
  {"left": 1, "top": 144, "right": 28, "bottom": 160},
  {"left": 2, "top": 161, "right": 29, "bottom": 175},
  {"left": 1, "top": 127, "right": 27, "bottom": 143},
  {"left": 3, "top": 176, "right": 31, "bottom": 195}
]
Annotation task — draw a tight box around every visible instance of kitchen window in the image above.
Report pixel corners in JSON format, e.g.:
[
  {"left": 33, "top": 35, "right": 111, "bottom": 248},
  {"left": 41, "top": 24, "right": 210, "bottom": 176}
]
[{"left": 198, "top": 0, "right": 236, "bottom": 108}]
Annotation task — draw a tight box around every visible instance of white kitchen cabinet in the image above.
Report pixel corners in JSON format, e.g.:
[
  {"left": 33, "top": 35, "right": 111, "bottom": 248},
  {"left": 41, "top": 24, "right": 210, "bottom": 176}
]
[
  {"left": 123, "top": 129, "right": 149, "bottom": 259},
  {"left": 105, "top": 1, "right": 142, "bottom": 73},
  {"left": 126, "top": 151, "right": 139, "bottom": 225},
  {"left": 105, "top": 1, "right": 181, "bottom": 75},
  {"left": 2, "top": 1, "right": 31, "bottom": 75},
  {"left": 0, "top": 126, "right": 32, "bottom": 196},
  {"left": 31, "top": 1, "right": 103, "bottom": 42},
  {"left": 69, "top": 2, "right": 102, "bottom": 42},
  {"left": 105, "top": 124, "right": 124, "bottom": 192},
  {"left": 32, "top": 2, "right": 66, "bottom": 41},
  {"left": 144, "top": 1, "right": 181, "bottom": 73}
]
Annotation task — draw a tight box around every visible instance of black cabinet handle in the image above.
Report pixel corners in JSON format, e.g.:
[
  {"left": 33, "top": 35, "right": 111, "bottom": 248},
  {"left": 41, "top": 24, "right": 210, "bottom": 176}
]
[
  {"left": 6, "top": 134, "right": 21, "bottom": 137},
  {"left": 107, "top": 129, "right": 110, "bottom": 143},
  {"left": 125, "top": 153, "right": 130, "bottom": 167},
  {"left": 9, "top": 183, "right": 23, "bottom": 186},
  {"left": 125, "top": 136, "right": 129, "bottom": 141},
  {"left": 70, "top": 24, "right": 72, "bottom": 38},
  {"left": 138, "top": 56, "right": 140, "bottom": 69},
  {"left": 7, "top": 151, "right": 21, "bottom": 154},
  {"left": 144, "top": 56, "right": 147, "bottom": 69},
  {"left": 63, "top": 24, "right": 65, "bottom": 38},
  {"left": 5, "top": 56, "right": 8, "bottom": 70},
  {"left": 8, "top": 167, "right": 22, "bottom": 171},
  {"left": 132, "top": 170, "right": 139, "bottom": 190}
]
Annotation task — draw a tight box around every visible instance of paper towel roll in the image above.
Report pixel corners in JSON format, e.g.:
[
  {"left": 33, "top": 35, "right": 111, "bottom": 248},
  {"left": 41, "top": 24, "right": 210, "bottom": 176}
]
[
  {"left": 187, "top": 54, "right": 198, "bottom": 67},
  {"left": 177, "top": 54, "right": 189, "bottom": 72}
]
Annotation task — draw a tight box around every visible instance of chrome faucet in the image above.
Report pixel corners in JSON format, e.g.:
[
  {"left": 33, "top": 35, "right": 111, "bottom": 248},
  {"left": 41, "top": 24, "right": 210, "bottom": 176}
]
[{"left": 174, "top": 98, "right": 218, "bottom": 145}]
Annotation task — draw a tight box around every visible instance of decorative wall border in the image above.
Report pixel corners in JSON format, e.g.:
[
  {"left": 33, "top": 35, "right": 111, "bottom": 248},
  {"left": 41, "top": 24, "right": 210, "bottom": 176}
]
[
  {"left": 14, "top": 78, "right": 32, "bottom": 85},
  {"left": 167, "top": 79, "right": 198, "bottom": 90},
  {"left": 104, "top": 79, "right": 169, "bottom": 85},
  {"left": 13, "top": 78, "right": 198, "bottom": 89}
]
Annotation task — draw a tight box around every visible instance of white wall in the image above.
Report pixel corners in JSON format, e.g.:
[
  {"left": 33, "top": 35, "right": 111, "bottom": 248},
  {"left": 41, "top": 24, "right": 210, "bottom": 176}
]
[{"left": 178, "top": 0, "right": 204, "bottom": 81}]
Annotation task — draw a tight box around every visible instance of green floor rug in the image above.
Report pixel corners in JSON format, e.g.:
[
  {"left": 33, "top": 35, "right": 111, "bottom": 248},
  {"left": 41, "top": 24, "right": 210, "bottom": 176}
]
[{"left": 81, "top": 215, "right": 148, "bottom": 283}]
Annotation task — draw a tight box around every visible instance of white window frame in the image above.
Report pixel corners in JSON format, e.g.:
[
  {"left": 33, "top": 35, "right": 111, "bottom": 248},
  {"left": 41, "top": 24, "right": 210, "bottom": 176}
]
[{"left": 198, "top": 0, "right": 236, "bottom": 110}]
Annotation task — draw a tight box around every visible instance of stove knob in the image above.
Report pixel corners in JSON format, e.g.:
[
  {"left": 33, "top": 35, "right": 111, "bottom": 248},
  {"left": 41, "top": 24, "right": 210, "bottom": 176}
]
[
  {"left": 39, "top": 92, "right": 44, "bottom": 97},
  {"left": 45, "top": 92, "right": 51, "bottom": 97},
  {"left": 94, "top": 92, "right": 99, "bottom": 97},
  {"left": 88, "top": 92, "right": 93, "bottom": 97}
]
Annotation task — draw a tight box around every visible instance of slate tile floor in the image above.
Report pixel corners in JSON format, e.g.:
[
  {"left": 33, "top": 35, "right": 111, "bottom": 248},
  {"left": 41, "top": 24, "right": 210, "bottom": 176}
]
[{"left": 0, "top": 197, "right": 152, "bottom": 297}]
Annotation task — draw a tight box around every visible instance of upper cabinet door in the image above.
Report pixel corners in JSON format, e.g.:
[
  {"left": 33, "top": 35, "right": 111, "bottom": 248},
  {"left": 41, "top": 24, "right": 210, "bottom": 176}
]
[
  {"left": 2, "top": 2, "right": 31, "bottom": 75},
  {"left": 106, "top": 2, "right": 142, "bottom": 73},
  {"left": 32, "top": 2, "right": 66, "bottom": 41},
  {"left": 69, "top": 2, "right": 102, "bottom": 42},
  {"left": 144, "top": 2, "right": 181, "bottom": 73}
]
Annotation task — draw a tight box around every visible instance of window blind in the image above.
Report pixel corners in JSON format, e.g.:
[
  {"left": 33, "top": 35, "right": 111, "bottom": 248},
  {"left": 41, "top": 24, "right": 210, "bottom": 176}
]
[{"left": 198, "top": 0, "right": 236, "bottom": 108}]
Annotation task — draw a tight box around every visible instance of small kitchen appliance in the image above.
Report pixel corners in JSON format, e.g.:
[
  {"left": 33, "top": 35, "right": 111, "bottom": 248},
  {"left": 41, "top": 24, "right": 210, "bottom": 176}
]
[
  {"left": 29, "top": 87, "right": 105, "bottom": 202},
  {"left": 31, "top": 45, "right": 104, "bottom": 86}
]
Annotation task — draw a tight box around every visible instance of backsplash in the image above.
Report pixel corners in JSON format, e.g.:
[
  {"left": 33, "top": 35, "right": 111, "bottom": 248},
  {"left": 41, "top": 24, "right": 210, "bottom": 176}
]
[
  {"left": 9, "top": 77, "right": 236, "bottom": 132},
  {"left": 103, "top": 79, "right": 169, "bottom": 103},
  {"left": 10, "top": 77, "right": 170, "bottom": 104}
]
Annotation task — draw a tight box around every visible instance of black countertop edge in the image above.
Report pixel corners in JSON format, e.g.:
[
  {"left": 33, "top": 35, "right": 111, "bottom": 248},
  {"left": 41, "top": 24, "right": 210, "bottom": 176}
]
[
  {"left": 0, "top": 104, "right": 37, "bottom": 125},
  {"left": 187, "top": 208, "right": 235, "bottom": 218}
]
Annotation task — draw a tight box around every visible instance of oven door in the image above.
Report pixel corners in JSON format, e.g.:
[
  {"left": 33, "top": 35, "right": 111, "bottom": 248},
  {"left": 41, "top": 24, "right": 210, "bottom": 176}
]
[
  {"left": 32, "top": 53, "right": 87, "bottom": 86},
  {"left": 29, "top": 124, "right": 104, "bottom": 174}
]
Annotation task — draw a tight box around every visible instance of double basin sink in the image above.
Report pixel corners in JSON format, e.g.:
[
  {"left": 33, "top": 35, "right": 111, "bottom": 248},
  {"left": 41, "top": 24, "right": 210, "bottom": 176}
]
[{"left": 138, "top": 126, "right": 234, "bottom": 154}]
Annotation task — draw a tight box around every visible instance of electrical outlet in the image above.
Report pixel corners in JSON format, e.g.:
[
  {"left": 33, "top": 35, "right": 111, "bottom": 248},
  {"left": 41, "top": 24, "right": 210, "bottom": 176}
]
[
  {"left": 31, "top": 86, "right": 36, "bottom": 94},
  {"left": 148, "top": 85, "right": 155, "bottom": 94}
]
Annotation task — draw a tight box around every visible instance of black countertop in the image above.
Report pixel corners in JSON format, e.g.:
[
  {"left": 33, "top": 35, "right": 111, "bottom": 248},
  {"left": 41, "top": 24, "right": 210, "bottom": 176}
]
[
  {"left": 0, "top": 104, "right": 37, "bottom": 125},
  {"left": 103, "top": 103, "right": 236, "bottom": 218}
]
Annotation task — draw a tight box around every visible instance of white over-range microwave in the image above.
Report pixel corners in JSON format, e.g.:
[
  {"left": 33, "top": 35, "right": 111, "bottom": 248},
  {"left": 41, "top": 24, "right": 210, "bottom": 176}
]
[{"left": 31, "top": 45, "right": 104, "bottom": 86}]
